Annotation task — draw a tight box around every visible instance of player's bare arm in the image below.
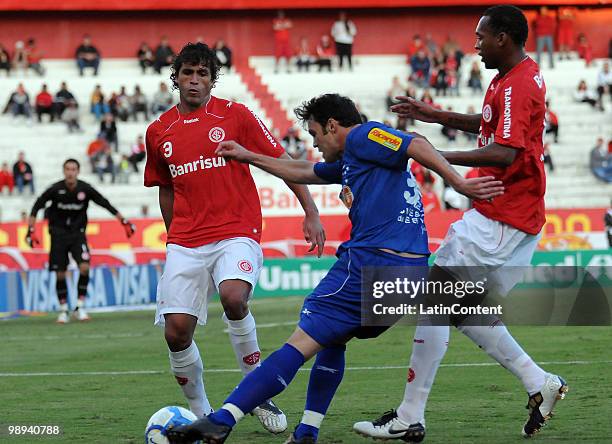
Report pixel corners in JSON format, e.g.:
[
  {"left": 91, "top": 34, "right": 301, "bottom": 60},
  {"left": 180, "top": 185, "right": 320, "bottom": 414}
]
[
  {"left": 158, "top": 185, "right": 174, "bottom": 232},
  {"left": 408, "top": 137, "right": 505, "bottom": 200},
  {"left": 216, "top": 141, "right": 329, "bottom": 185},
  {"left": 391, "top": 96, "right": 482, "bottom": 134},
  {"left": 441, "top": 142, "right": 518, "bottom": 167}
]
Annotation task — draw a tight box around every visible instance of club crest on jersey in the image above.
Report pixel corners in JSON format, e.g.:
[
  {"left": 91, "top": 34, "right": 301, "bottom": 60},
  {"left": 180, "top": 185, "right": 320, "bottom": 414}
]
[
  {"left": 367, "top": 127, "right": 402, "bottom": 151},
  {"left": 238, "top": 260, "right": 253, "bottom": 273},
  {"left": 340, "top": 185, "right": 354, "bottom": 209},
  {"left": 209, "top": 127, "right": 225, "bottom": 143},
  {"left": 77, "top": 191, "right": 86, "bottom": 201},
  {"left": 482, "top": 104, "right": 492, "bottom": 123}
]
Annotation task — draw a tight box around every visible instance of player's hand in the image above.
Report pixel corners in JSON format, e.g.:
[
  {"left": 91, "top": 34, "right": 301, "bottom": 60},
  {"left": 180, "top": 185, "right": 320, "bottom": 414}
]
[
  {"left": 391, "top": 96, "right": 439, "bottom": 123},
  {"left": 215, "top": 141, "right": 254, "bottom": 163},
  {"left": 25, "top": 226, "right": 40, "bottom": 248},
  {"left": 121, "top": 218, "right": 136, "bottom": 238},
  {"left": 454, "top": 176, "right": 505, "bottom": 200},
  {"left": 303, "top": 212, "right": 326, "bottom": 258}
]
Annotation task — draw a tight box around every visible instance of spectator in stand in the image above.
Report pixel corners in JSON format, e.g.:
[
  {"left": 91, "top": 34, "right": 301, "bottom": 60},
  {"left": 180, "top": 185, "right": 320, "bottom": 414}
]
[
  {"left": 315, "top": 35, "right": 334, "bottom": 72},
  {"left": 331, "top": 11, "right": 357, "bottom": 71},
  {"left": 533, "top": 6, "right": 556, "bottom": 69},
  {"left": 100, "top": 113, "right": 118, "bottom": 151},
  {"left": 557, "top": 7, "right": 575, "bottom": 60},
  {"left": 576, "top": 33, "right": 593, "bottom": 67},
  {"left": 0, "top": 43, "right": 10, "bottom": 76},
  {"left": 75, "top": 35, "right": 100, "bottom": 76},
  {"left": 12, "top": 40, "right": 28, "bottom": 73},
  {"left": 273, "top": 10, "right": 293, "bottom": 73},
  {"left": 407, "top": 34, "right": 425, "bottom": 58},
  {"left": 87, "top": 135, "right": 109, "bottom": 172},
  {"left": 111, "top": 86, "right": 130, "bottom": 122},
  {"left": 545, "top": 100, "right": 559, "bottom": 143},
  {"left": 151, "top": 82, "right": 174, "bottom": 115},
  {"left": 12, "top": 151, "right": 34, "bottom": 195},
  {"left": 463, "top": 105, "right": 478, "bottom": 143},
  {"left": 574, "top": 80, "right": 599, "bottom": 109},
  {"left": 117, "top": 155, "right": 131, "bottom": 184},
  {"left": 410, "top": 50, "right": 430, "bottom": 88},
  {"left": 543, "top": 143, "right": 554, "bottom": 172},
  {"left": 396, "top": 85, "right": 416, "bottom": 130},
  {"left": 420, "top": 172, "right": 441, "bottom": 214},
  {"left": 54, "top": 81, "right": 76, "bottom": 117},
  {"left": 441, "top": 106, "right": 458, "bottom": 142},
  {"left": 130, "top": 85, "right": 149, "bottom": 121},
  {"left": 442, "top": 36, "right": 464, "bottom": 89},
  {"left": 590, "top": 137, "right": 612, "bottom": 183},
  {"left": 0, "top": 162, "right": 14, "bottom": 195},
  {"left": 597, "top": 61, "right": 612, "bottom": 111},
  {"left": 128, "top": 134, "right": 146, "bottom": 172},
  {"left": 26, "top": 38, "right": 45, "bottom": 76},
  {"left": 281, "top": 126, "right": 307, "bottom": 160},
  {"left": 137, "top": 42, "right": 155, "bottom": 74},
  {"left": 424, "top": 33, "right": 437, "bottom": 56},
  {"left": 35, "top": 84, "right": 55, "bottom": 122},
  {"left": 295, "top": 37, "right": 314, "bottom": 72},
  {"left": 90, "top": 84, "right": 109, "bottom": 120},
  {"left": 3, "top": 83, "right": 32, "bottom": 120},
  {"left": 95, "top": 146, "right": 116, "bottom": 184},
  {"left": 420, "top": 89, "right": 439, "bottom": 109},
  {"left": 62, "top": 99, "right": 81, "bottom": 133},
  {"left": 214, "top": 39, "right": 232, "bottom": 71},
  {"left": 467, "top": 60, "right": 483, "bottom": 94},
  {"left": 153, "top": 36, "right": 174, "bottom": 74},
  {"left": 433, "top": 61, "right": 448, "bottom": 96},
  {"left": 386, "top": 75, "right": 406, "bottom": 109}
]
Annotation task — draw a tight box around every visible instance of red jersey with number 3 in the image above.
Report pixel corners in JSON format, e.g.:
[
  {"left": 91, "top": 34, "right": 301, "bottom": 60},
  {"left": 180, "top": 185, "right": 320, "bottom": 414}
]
[
  {"left": 144, "top": 96, "right": 285, "bottom": 247},
  {"left": 474, "top": 57, "right": 546, "bottom": 235}
]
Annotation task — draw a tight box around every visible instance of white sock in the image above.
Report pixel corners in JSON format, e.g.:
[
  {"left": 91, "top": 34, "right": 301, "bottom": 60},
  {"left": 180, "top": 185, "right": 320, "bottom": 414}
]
[
  {"left": 458, "top": 319, "right": 546, "bottom": 395},
  {"left": 397, "top": 322, "right": 449, "bottom": 425},
  {"left": 225, "top": 312, "right": 261, "bottom": 375},
  {"left": 59, "top": 303, "right": 68, "bottom": 313},
  {"left": 169, "top": 341, "right": 212, "bottom": 417}
]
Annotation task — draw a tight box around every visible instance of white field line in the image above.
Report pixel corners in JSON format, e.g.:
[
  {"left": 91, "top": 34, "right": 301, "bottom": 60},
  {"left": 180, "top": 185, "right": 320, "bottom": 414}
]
[{"left": 1, "top": 360, "right": 611, "bottom": 377}]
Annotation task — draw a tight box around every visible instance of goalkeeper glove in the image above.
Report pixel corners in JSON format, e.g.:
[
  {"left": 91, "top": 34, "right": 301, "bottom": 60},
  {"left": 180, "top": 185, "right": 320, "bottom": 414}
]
[
  {"left": 121, "top": 219, "right": 136, "bottom": 238},
  {"left": 25, "top": 226, "right": 40, "bottom": 248}
]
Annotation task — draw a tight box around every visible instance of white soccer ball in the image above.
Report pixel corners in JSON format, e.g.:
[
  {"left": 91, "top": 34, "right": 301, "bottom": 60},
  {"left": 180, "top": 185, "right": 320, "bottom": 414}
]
[{"left": 144, "top": 406, "right": 200, "bottom": 444}]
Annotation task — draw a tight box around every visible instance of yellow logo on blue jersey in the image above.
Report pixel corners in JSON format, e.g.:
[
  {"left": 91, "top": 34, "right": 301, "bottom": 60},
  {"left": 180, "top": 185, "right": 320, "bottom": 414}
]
[{"left": 367, "top": 127, "right": 402, "bottom": 151}]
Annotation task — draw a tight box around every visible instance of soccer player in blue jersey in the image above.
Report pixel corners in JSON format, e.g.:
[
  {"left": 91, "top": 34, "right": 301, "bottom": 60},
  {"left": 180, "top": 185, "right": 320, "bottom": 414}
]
[{"left": 167, "top": 94, "right": 503, "bottom": 444}]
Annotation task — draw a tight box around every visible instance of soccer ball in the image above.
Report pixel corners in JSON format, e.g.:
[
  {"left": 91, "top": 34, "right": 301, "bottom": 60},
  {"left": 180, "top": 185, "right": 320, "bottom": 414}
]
[{"left": 144, "top": 406, "right": 200, "bottom": 444}]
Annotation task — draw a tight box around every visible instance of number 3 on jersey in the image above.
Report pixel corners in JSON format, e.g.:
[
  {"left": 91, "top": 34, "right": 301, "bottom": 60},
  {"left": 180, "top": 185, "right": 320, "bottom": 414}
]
[{"left": 163, "top": 141, "right": 173, "bottom": 158}]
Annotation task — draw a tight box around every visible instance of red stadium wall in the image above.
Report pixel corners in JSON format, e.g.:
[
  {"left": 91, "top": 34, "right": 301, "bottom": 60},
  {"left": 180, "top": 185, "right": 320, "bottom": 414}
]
[{"left": 0, "top": 7, "right": 610, "bottom": 60}]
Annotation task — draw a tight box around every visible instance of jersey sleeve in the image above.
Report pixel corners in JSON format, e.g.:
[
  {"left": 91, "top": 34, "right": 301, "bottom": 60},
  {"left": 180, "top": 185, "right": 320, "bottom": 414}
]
[
  {"left": 144, "top": 124, "right": 172, "bottom": 187},
  {"left": 87, "top": 184, "right": 119, "bottom": 215},
  {"left": 493, "top": 77, "right": 537, "bottom": 150},
  {"left": 313, "top": 160, "right": 343, "bottom": 184},
  {"left": 30, "top": 184, "right": 57, "bottom": 217},
  {"left": 238, "top": 106, "right": 286, "bottom": 159},
  {"left": 351, "top": 124, "right": 412, "bottom": 170}
]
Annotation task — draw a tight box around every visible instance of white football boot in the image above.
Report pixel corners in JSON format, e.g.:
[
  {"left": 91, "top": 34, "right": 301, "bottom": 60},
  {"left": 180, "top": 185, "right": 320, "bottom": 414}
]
[
  {"left": 56, "top": 311, "right": 69, "bottom": 324},
  {"left": 74, "top": 308, "right": 91, "bottom": 322},
  {"left": 353, "top": 409, "right": 425, "bottom": 442},
  {"left": 252, "top": 399, "right": 287, "bottom": 434},
  {"left": 522, "top": 373, "right": 568, "bottom": 438}
]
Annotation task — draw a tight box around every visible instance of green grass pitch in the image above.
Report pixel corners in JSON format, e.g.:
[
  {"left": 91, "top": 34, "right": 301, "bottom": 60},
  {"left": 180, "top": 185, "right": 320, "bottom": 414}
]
[{"left": 1, "top": 296, "right": 611, "bottom": 443}]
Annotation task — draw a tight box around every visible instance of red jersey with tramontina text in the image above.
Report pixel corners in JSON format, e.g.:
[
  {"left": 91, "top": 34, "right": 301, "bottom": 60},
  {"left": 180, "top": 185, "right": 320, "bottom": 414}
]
[
  {"left": 144, "top": 96, "right": 285, "bottom": 247},
  {"left": 474, "top": 57, "right": 547, "bottom": 235}
]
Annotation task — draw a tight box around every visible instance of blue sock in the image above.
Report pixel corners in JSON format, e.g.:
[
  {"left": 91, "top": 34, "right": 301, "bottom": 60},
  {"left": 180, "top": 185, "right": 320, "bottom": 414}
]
[
  {"left": 294, "top": 345, "right": 346, "bottom": 441},
  {"left": 209, "top": 343, "right": 305, "bottom": 427}
]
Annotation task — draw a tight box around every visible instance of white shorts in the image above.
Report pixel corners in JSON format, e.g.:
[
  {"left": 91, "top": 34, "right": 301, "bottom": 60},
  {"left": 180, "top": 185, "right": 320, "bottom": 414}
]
[
  {"left": 155, "top": 237, "right": 263, "bottom": 326},
  {"left": 434, "top": 209, "right": 540, "bottom": 296}
]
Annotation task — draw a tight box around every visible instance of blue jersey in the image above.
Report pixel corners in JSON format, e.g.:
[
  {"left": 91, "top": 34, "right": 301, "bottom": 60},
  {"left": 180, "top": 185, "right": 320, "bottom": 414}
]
[{"left": 314, "top": 121, "right": 429, "bottom": 256}]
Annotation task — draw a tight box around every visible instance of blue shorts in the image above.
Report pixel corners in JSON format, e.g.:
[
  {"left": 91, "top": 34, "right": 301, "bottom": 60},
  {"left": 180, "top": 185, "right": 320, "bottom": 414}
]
[{"left": 298, "top": 248, "right": 429, "bottom": 347}]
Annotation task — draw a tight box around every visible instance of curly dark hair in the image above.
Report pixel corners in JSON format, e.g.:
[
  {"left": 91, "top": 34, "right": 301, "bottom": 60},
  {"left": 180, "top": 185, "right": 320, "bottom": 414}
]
[
  {"left": 170, "top": 42, "right": 220, "bottom": 90},
  {"left": 294, "top": 94, "right": 362, "bottom": 131},
  {"left": 483, "top": 5, "right": 528, "bottom": 47}
]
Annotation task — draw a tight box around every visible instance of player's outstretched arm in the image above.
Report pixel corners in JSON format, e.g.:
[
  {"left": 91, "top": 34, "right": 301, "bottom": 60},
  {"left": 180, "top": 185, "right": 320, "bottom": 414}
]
[
  {"left": 391, "top": 96, "right": 481, "bottom": 134},
  {"left": 409, "top": 138, "right": 505, "bottom": 201},
  {"left": 441, "top": 142, "right": 518, "bottom": 167},
  {"left": 215, "top": 141, "right": 329, "bottom": 184}
]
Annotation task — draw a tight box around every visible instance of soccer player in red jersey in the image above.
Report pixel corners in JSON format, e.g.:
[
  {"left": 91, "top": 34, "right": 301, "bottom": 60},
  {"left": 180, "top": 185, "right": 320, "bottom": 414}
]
[
  {"left": 355, "top": 6, "right": 567, "bottom": 441},
  {"left": 144, "top": 42, "right": 325, "bottom": 433}
]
